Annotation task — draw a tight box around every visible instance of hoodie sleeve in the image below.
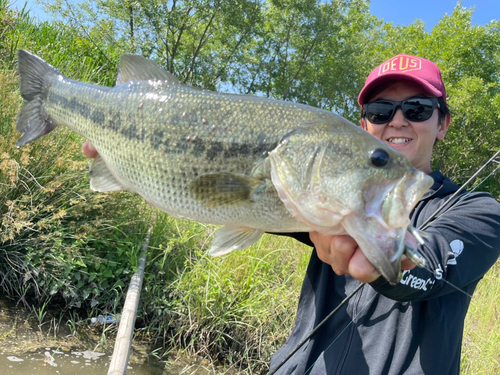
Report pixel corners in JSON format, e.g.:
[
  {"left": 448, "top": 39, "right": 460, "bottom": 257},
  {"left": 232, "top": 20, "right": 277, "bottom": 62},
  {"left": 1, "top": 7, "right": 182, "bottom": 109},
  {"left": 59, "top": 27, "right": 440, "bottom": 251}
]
[{"left": 371, "top": 191, "right": 500, "bottom": 301}]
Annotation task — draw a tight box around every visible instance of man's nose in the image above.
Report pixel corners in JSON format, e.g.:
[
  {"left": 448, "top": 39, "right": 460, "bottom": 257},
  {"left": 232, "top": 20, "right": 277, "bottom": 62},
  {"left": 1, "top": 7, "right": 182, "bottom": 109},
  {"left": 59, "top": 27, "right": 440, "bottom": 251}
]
[{"left": 388, "top": 107, "right": 408, "bottom": 127}]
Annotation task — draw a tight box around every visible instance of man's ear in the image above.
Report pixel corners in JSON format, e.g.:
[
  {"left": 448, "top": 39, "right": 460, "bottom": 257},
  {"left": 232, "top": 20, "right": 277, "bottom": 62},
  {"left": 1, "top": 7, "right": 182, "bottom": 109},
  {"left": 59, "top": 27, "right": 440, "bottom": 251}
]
[
  {"left": 436, "top": 114, "right": 451, "bottom": 141},
  {"left": 360, "top": 117, "right": 368, "bottom": 131}
]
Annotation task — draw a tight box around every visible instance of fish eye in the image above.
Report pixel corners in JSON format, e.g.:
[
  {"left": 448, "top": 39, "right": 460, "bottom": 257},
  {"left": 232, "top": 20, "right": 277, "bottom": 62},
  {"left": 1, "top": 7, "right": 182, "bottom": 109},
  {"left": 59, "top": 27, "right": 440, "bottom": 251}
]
[{"left": 369, "top": 148, "right": 390, "bottom": 167}]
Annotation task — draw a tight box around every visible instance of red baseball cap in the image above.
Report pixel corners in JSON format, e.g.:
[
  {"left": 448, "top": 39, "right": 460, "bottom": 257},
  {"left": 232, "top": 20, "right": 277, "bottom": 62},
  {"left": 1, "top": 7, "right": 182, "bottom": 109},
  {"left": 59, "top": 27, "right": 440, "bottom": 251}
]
[{"left": 358, "top": 54, "right": 446, "bottom": 105}]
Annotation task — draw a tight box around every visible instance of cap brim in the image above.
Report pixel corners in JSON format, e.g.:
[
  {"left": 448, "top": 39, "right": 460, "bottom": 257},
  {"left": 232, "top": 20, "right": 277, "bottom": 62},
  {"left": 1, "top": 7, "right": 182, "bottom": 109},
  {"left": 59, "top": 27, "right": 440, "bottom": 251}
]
[{"left": 358, "top": 73, "right": 443, "bottom": 105}]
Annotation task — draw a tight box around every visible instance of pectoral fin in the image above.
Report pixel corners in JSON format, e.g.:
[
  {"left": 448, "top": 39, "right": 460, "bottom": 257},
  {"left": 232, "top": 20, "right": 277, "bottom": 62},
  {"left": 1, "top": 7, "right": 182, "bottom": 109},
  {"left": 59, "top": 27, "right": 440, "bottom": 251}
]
[
  {"left": 190, "top": 173, "right": 264, "bottom": 207},
  {"left": 209, "top": 226, "right": 264, "bottom": 256},
  {"left": 89, "top": 156, "right": 126, "bottom": 192}
]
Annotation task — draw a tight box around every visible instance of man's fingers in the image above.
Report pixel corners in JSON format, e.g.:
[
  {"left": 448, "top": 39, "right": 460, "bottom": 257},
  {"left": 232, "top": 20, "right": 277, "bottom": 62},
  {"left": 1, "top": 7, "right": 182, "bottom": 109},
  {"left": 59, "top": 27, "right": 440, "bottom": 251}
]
[
  {"left": 310, "top": 232, "right": 338, "bottom": 268},
  {"left": 310, "top": 232, "right": 359, "bottom": 276},
  {"left": 328, "top": 235, "right": 358, "bottom": 275},
  {"left": 310, "top": 231, "right": 334, "bottom": 251},
  {"left": 330, "top": 235, "right": 358, "bottom": 256},
  {"left": 349, "top": 248, "right": 380, "bottom": 283},
  {"left": 82, "top": 141, "right": 99, "bottom": 159},
  {"left": 401, "top": 255, "right": 417, "bottom": 271}
]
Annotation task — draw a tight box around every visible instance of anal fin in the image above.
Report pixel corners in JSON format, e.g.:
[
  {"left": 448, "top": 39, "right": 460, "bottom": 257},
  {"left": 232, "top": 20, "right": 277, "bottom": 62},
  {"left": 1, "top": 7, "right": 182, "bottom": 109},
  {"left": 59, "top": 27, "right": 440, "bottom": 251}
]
[
  {"left": 89, "top": 156, "right": 126, "bottom": 192},
  {"left": 209, "top": 226, "right": 264, "bottom": 256}
]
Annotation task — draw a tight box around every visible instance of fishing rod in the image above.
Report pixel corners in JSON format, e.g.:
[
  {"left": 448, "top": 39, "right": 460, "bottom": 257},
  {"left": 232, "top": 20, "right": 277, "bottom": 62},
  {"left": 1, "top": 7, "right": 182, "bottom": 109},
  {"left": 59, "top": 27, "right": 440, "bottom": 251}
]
[
  {"left": 269, "top": 148, "right": 500, "bottom": 375},
  {"left": 420, "top": 148, "right": 500, "bottom": 231}
]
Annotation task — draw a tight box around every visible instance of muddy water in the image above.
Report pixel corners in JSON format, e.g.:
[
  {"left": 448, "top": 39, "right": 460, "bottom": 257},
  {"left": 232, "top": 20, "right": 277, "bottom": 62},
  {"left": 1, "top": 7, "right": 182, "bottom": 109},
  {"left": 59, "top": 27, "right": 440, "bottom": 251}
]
[
  {"left": 0, "top": 298, "right": 164, "bottom": 374},
  {"left": 1, "top": 349, "right": 163, "bottom": 374},
  {"left": 0, "top": 298, "right": 231, "bottom": 374}
]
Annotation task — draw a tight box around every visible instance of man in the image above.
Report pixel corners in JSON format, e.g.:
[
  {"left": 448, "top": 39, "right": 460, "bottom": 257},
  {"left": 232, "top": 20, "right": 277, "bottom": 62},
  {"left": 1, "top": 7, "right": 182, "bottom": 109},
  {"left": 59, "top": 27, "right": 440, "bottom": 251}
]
[
  {"left": 83, "top": 54, "right": 500, "bottom": 374},
  {"left": 268, "top": 54, "right": 500, "bottom": 374}
]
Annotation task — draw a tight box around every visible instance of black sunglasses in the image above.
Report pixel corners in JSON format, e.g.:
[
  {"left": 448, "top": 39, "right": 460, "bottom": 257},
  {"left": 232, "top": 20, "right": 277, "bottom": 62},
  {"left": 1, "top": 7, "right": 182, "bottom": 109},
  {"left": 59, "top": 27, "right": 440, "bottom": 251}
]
[{"left": 363, "top": 97, "right": 440, "bottom": 124}]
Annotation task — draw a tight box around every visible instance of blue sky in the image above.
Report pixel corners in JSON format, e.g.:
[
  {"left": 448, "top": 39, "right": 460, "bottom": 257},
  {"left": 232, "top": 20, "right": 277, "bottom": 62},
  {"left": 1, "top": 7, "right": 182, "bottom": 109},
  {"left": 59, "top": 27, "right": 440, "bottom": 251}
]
[
  {"left": 370, "top": 0, "right": 499, "bottom": 29},
  {"left": 17, "top": 0, "right": 500, "bottom": 30}
]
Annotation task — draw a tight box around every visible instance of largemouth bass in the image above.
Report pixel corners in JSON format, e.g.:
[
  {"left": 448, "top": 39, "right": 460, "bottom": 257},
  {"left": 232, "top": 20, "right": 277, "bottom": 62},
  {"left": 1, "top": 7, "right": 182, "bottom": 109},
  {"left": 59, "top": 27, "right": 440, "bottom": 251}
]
[{"left": 16, "top": 50, "right": 433, "bottom": 284}]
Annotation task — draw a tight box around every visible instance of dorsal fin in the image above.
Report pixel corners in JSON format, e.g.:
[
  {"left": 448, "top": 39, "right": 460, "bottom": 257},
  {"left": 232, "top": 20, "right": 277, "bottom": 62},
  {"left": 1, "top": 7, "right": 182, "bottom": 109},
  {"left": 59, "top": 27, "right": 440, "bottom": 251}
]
[{"left": 116, "top": 54, "right": 182, "bottom": 85}]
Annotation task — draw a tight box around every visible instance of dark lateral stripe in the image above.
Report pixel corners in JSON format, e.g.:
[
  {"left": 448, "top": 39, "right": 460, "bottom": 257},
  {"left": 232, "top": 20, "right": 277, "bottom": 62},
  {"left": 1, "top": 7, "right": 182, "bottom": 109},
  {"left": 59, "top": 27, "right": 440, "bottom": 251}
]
[
  {"left": 48, "top": 92, "right": 279, "bottom": 158},
  {"left": 49, "top": 92, "right": 106, "bottom": 126},
  {"left": 108, "top": 113, "right": 122, "bottom": 131},
  {"left": 121, "top": 124, "right": 146, "bottom": 140},
  {"left": 150, "top": 137, "right": 278, "bottom": 160}
]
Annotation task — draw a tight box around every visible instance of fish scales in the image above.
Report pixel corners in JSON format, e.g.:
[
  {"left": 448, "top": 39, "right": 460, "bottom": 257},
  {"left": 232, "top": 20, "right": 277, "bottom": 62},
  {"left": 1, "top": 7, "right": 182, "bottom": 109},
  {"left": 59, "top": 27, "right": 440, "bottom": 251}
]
[
  {"left": 42, "top": 74, "right": 329, "bottom": 230},
  {"left": 16, "top": 50, "right": 434, "bottom": 283}
]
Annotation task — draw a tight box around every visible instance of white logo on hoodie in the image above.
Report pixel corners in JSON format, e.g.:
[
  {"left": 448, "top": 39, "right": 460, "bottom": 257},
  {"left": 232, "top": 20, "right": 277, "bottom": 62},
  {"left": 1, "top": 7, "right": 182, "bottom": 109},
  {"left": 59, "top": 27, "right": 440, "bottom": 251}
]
[{"left": 447, "top": 239, "right": 464, "bottom": 265}]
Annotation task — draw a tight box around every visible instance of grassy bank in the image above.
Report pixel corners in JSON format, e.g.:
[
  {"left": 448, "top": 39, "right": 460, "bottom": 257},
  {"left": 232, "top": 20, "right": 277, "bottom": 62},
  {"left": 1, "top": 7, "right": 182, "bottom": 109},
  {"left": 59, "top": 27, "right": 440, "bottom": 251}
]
[
  {"left": 0, "top": 63, "right": 311, "bottom": 372},
  {"left": 462, "top": 263, "right": 500, "bottom": 374}
]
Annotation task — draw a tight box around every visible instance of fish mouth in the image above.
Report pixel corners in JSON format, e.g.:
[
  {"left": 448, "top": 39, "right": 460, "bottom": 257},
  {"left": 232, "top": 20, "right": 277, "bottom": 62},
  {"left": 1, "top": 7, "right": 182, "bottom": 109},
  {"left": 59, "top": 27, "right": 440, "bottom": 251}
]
[
  {"left": 342, "top": 214, "right": 405, "bottom": 284},
  {"left": 343, "top": 171, "right": 433, "bottom": 284}
]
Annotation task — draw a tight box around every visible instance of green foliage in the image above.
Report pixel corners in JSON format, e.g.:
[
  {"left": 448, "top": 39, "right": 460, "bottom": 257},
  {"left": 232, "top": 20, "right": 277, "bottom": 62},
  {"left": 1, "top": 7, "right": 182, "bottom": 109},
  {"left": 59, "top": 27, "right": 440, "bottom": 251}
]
[
  {"left": 232, "top": 0, "right": 380, "bottom": 120},
  {"left": 1, "top": 1, "right": 117, "bottom": 84},
  {"left": 39, "top": 0, "right": 266, "bottom": 91},
  {"left": 428, "top": 7, "right": 500, "bottom": 196}
]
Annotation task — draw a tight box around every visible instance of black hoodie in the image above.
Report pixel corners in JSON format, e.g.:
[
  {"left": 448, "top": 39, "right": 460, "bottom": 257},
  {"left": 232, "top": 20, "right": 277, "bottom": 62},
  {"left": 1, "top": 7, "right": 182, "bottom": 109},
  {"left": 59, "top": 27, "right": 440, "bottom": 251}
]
[{"left": 270, "top": 171, "right": 500, "bottom": 375}]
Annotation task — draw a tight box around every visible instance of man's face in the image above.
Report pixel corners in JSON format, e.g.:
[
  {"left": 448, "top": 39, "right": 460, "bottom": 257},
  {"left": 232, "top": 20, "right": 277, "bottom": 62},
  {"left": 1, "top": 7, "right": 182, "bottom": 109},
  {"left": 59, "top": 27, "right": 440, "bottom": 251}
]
[{"left": 360, "top": 81, "right": 450, "bottom": 174}]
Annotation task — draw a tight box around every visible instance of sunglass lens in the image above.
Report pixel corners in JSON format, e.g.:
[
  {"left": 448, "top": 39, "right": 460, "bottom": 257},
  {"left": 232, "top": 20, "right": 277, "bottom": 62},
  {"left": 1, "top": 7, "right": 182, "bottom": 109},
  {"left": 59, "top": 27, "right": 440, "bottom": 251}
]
[
  {"left": 402, "top": 98, "right": 434, "bottom": 121},
  {"left": 366, "top": 101, "right": 395, "bottom": 124}
]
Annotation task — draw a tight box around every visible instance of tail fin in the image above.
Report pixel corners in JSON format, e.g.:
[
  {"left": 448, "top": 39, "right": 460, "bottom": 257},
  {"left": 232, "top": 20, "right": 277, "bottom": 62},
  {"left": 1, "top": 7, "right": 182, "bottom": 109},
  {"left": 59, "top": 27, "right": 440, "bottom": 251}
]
[{"left": 16, "top": 50, "right": 62, "bottom": 147}]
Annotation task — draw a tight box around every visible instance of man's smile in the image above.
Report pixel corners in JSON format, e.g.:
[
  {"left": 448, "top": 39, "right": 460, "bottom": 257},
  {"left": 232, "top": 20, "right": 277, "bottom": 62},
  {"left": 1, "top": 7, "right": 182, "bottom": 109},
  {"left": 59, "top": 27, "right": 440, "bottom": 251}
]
[{"left": 386, "top": 137, "right": 412, "bottom": 144}]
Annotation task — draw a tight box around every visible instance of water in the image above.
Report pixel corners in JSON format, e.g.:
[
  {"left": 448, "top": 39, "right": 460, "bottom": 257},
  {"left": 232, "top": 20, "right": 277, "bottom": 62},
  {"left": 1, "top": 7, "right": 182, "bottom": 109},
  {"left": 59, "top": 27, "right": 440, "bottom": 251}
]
[
  {"left": 1, "top": 349, "right": 164, "bottom": 375},
  {"left": 0, "top": 297, "right": 235, "bottom": 375},
  {"left": 0, "top": 298, "right": 164, "bottom": 374}
]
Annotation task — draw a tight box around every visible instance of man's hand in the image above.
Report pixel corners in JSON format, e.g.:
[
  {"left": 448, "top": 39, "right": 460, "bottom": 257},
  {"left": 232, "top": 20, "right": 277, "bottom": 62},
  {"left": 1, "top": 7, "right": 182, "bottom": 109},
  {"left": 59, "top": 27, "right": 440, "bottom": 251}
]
[
  {"left": 310, "top": 232, "right": 416, "bottom": 284},
  {"left": 82, "top": 140, "right": 99, "bottom": 159}
]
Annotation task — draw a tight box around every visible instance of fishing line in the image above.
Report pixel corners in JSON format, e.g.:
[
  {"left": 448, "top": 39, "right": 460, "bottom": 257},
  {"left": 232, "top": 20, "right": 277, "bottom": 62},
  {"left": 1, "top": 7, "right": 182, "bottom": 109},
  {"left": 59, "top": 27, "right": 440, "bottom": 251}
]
[
  {"left": 302, "top": 290, "right": 379, "bottom": 375},
  {"left": 268, "top": 283, "right": 364, "bottom": 375},
  {"left": 421, "top": 161, "right": 500, "bottom": 231},
  {"left": 270, "top": 149, "right": 500, "bottom": 374},
  {"left": 414, "top": 149, "right": 500, "bottom": 297},
  {"left": 416, "top": 260, "right": 473, "bottom": 298},
  {"left": 420, "top": 149, "right": 500, "bottom": 231}
]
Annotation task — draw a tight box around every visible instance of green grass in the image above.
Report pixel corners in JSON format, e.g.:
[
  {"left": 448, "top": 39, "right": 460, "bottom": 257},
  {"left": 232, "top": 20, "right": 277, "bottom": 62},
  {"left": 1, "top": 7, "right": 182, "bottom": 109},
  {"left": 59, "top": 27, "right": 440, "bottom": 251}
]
[
  {"left": 129, "top": 212, "right": 311, "bottom": 373},
  {"left": 461, "top": 263, "right": 500, "bottom": 375}
]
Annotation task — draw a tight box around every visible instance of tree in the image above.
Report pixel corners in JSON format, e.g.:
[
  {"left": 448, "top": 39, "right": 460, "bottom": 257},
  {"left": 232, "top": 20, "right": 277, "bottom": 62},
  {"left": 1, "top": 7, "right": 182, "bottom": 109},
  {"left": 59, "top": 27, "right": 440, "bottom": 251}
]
[
  {"left": 428, "top": 5, "right": 500, "bottom": 196},
  {"left": 40, "top": 0, "right": 266, "bottom": 90},
  {"left": 38, "top": 0, "right": 376, "bottom": 117},
  {"left": 231, "top": 0, "right": 380, "bottom": 120},
  {"left": 37, "top": 0, "right": 500, "bottom": 196}
]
